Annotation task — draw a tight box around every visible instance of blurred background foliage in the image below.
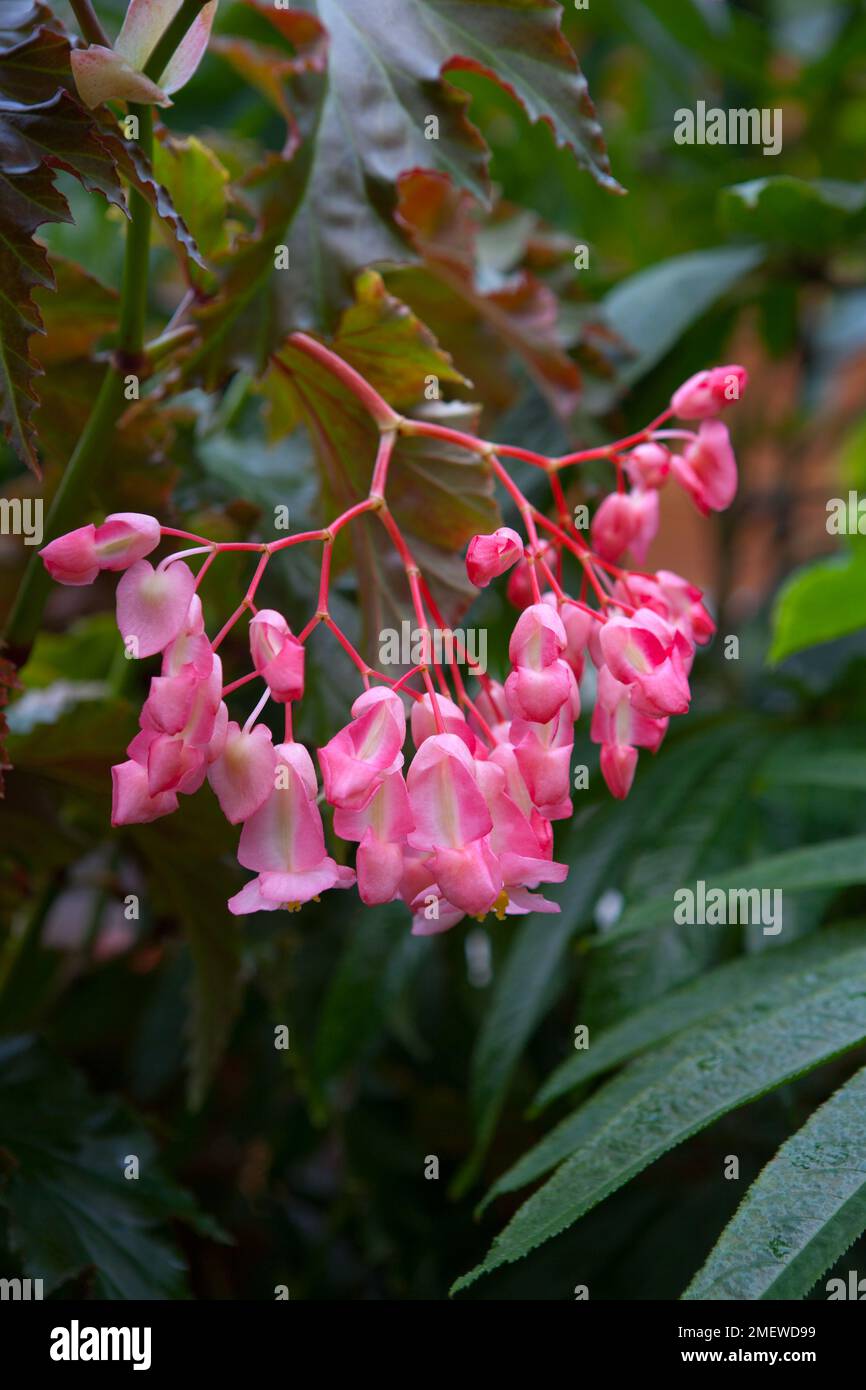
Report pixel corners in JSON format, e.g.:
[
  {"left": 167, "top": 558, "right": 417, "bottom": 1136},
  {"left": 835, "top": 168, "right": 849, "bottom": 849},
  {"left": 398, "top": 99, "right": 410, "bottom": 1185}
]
[{"left": 3, "top": 0, "right": 866, "bottom": 1300}]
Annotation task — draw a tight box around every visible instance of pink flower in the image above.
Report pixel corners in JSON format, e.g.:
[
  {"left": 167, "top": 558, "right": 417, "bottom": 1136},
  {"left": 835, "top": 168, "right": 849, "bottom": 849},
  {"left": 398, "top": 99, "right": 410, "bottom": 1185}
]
[
  {"left": 590, "top": 665, "right": 668, "bottom": 753},
  {"left": 229, "top": 743, "right": 355, "bottom": 914},
  {"left": 249, "top": 609, "right": 305, "bottom": 702},
  {"left": 208, "top": 720, "right": 275, "bottom": 824},
  {"left": 334, "top": 771, "right": 414, "bottom": 905},
  {"left": 111, "top": 759, "right": 178, "bottom": 825},
  {"left": 671, "top": 365, "right": 748, "bottom": 420},
  {"left": 505, "top": 602, "right": 573, "bottom": 725},
  {"left": 509, "top": 706, "right": 574, "bottom": 821},
  {"left": 406, "top": 733, "right": 500, "bottom": 915},
  {"left": 466, "top": 527, "right": 524, "bottom": 587},
  {"left": 599, "top": 609, "right": 691, "bottom": 718},
  {"left": 116, "top": 559, "right": 196, "bottom": 658},
  {"left": 71, "top": 0, "right": 218, "bottom": 109},
  {"left": 475, "top": 758, "right": 567, "bottom": 908},
  {"left": 319, "top": 687, "right": 405, "bottom": 809},
  {"left": 40, "top": 512, "right": 160, "bottom": 586},
  {"left": 671, "top": 421, "right": 738, "bottom": 514},
  {"left": 615, "top": 570, "right": 715, "bottom": 647},
  {"left": 625, "top": 443, "right": 671, "bottom": 490},
  {"left": 600, "top": 744, "right": 638, "bottom": 800},
  {"left": 128, "top": 652, "right": 224, "bottom": 797},
  {"left": 590, "top": 489, "right": 658, "bottom": 564},
  {"left": 161, "top": 593, "right": 212, "bottom": 677}
]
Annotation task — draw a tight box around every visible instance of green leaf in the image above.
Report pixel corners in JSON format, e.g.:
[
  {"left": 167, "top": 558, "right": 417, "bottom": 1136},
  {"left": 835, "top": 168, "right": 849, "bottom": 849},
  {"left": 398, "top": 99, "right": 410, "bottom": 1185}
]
[
  {"left": 536, "top": 923, "right": 866, "bottom": 1110},
  {"left": 313, "top": 900, "right": 424, "bottom": 1086},
  {"left": 684, "top": 1064, "right": 866, "bottom": 1300},
  {"left": 0, "top": 1036, "right": 221, "bottom": 1298},
  {"left": 193, "top": 0, "right": 616, "bottom": 360},
  {"left": 720, "top": 177, "right": 866, "bottom": 252},
  {"left": 770, "top": 554, "right": 866, "bottom": 663},
  {"left": 131, "top": 799, "right": 243, "bottom": 1112},
  {"left": 760, "top": 748, "right": 866, "bottom": 791},
  {"left": 600, "top": 245, "right": 764, "bottom": 387},
  {"left": 454, "top": 936, "right": 866, "bottom": 1291},
  {"left": 152, "top": 131, "right": 231, "bottom": 278},
  {"left": 602, "top": 835, "right": 866, "bottom": 947}
]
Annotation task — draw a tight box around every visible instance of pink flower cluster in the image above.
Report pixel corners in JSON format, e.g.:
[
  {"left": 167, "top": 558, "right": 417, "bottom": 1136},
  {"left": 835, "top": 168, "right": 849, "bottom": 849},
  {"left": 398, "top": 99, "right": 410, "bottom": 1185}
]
[
  {"left": 38, "top": 360, "right": 745, "bottom": 934},
  {"left": 591, "top": 365, "right": 745, "bottom": 563}
]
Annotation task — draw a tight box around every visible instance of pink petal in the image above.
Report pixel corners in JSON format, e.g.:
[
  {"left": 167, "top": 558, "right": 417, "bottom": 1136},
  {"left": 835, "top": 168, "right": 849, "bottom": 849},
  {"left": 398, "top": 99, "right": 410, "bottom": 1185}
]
[
  {"left": 70, "top": 46, "right": 169, "bottom": 109},
  {"left": 116, "top": 559, "right": 196, "bottom": 659},
  {"left": 208, "top": 721, "right": 275, "bottom": 824},
  {"left": 40, "top": 524, "right": 99, "bottom": 586},
  {"left": 111, "top": 759, "right": 178, "bottom": 825}
]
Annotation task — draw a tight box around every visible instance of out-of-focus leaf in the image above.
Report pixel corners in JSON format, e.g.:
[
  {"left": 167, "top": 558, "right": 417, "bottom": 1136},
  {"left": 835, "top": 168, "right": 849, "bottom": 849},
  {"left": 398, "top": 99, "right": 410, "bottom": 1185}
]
[
  {"left": 395, "top": 170, "right": 581, "bottom": 416},
  {"left": 131, "top": 798, "right": 243, "bottom": 1111},
  {"left": 152, "top": 131, "right": 232, "bottom": 279},
  {"left": 720, "top": 176, "right": 866, "bottom": 251},
  {"left": 0, "top": 1035, "right": 223, "bottom": 1298},
  {"left": 600, "top": 245, "right": 764, "bottom": 388},
  {"left": 684, "top": 1064, "right": 866, "bottom": 1300},
  {"left": 455, "top": 939, "right": 866, "bottom": 1291},
  {"left": 770, "top": 555, "right": 866, "bottom": 663}
]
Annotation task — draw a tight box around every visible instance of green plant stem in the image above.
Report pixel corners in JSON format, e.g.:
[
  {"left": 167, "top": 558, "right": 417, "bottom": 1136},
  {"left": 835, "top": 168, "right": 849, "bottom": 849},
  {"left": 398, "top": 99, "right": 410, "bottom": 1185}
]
[
  {"left": 4, "top": 107, "right": 154, "bottom": 659},
  {"left": 144, "top": 0, "right": 209, "bottom": 82}
]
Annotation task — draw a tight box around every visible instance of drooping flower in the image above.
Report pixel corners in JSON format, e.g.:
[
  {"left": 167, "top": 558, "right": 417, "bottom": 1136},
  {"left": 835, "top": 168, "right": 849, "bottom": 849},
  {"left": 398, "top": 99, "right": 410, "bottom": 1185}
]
[
  {"left": 334, "top": 771, "right": 414, "bottom": 904},
  {"left": 599, "top": 608, "right": 691, "bottom": 718},
  {"left": 505, "top": 602, "right": 572, "bottom": 725},
  {"left": 625, "top": 442, "right": 671, "bottom": 490},
  {"left": 465, "top": 527, "right": 524, "bottom": 587},
  {"left": 229, "top": 743, "right": 355, "bottom": 914},
  {"left": 40, "top": 512, "right": 161, "bottom": 586},
  {"left": 71, "top": 0, "right": 218, "bottom": 109},
  {"left": 671, "top": 365, "right": 748, "bottom": 420},
  {"left": 208, "top": 720, "right": 275, "bottom": 824},
  {"left": 406, "top": 733, "right": 500, "bottom": 916},
  {"left": 319, "top": 687, "right": 405, "bottom": 810},
  {"left": 671, "top": 421, "right": 738, "bottom": 514},
  {"left": 590, "top": 489, "right": 658, "bottom": 564},
  {"left": 249, "top": 609, "right": 305, "bottom": 702},
  {"left": 116, "top": 559, "right": 197, "bottom": 659}
]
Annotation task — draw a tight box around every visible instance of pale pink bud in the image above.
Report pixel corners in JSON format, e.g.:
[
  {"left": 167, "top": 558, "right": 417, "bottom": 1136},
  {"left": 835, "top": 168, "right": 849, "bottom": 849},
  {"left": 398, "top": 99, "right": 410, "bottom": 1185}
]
[
  {"left": 466, "top": 527, "right": 524, "bottom": 587},
  {"left": 40, "top": 525, "right": 99, "bottom": 585},
  {"left": 671, "top": 365, "right": 748, "bottom": 419},
  {"left": 624, "top": 443, "right": 671, "bottom": 490},
  {"left": 249, "top": 609, "right": 305, "bottom": 702}
]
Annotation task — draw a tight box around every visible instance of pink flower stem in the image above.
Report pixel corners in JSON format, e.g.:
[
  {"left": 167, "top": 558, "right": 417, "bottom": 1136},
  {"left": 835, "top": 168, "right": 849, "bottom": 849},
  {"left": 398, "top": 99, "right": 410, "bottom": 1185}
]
[{"left": 222, "top": 671, "right": 260, "bottom": 696}]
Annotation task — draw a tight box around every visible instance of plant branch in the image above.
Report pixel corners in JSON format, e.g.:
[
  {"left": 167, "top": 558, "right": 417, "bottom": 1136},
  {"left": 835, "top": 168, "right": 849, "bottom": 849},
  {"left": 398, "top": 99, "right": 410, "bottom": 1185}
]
[{"left": 69, "top": 0, "right": 110, "bottom": 46}]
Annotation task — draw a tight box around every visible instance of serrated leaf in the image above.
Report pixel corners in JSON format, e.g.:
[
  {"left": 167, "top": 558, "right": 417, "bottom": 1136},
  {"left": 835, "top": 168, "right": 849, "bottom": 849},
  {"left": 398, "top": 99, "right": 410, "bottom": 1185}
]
[
  {"left": 684, "top": 1063, "right": 866, "bottom": 1300},
  {"left": 770, "top": 554, "right": 866, "bottom": 664},
  {"left": 536, "top": 922, "right": 866, "bottom": 1110},
  {"left": 454, "top": 938, "right": 866, "bottom": 1291},
  {"left": 0, "top": 1036, "right": 220, "bottom": 1298},
  {"left": 395, "top": 169, "right": 581, "bottom": 416},
  {"left": 604, "top": 834, "right": 866, "bottom": 947},
  {"left": 193, "top": 0, "right": 615, "bottom": 360},
  {"left": 458, "top": 722, "right": 744, "bottom": 1190}
]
